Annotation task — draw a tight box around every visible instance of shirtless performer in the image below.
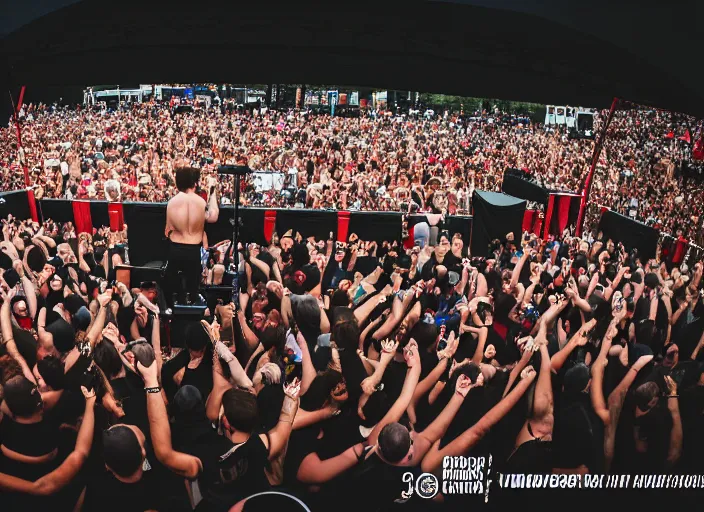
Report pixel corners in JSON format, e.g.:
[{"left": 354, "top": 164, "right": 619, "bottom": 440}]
[{"left": 164, "top": 167, "right": 219, "bottom": 304}]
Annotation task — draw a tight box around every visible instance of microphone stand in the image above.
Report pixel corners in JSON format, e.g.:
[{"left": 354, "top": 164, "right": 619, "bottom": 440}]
[
  {"left": 217, "top": 164, "right": 252, "bottom": 308},
  {"left": 230, "top": 172, "right": 241, "bottom": 306}
]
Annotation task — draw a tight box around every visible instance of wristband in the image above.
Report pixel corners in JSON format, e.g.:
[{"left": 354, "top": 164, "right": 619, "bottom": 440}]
[
  {"left": 145, "top": 386, "right": 161, "bottom": 394},
  {"left": 667, "top": 395, "right": 679, "bottom": 398}
]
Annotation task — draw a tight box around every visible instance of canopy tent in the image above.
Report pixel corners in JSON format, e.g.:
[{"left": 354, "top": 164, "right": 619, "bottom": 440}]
[{"left": 1, "top": 0, "right": 702, "bottom": 118}]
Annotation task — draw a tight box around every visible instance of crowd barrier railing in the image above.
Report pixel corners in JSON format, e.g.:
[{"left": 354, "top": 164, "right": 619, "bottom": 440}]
[{"left": 23, "top": 199, "right": 474, "bottom": 266}]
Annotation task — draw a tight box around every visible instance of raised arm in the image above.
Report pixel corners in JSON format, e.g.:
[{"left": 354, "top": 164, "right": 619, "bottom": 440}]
[
  {"left": 206, "top": 344, "right": 238, "bottom": 423},
  {"left": 421, "top": 367, "right": 537, "bottom": 473},
  {"left": 138, "top": 360, "right": 202, "bottom": 479},
  {"left": 509, "top": 250, "right": 530, "bottom": 292},
  {"left": 235, "top": 309, "right": 260, "bottom": 354},
  {"left": 262, "top": 379, "right": 301, "bottom": 461},
  {"left": 368, "top": 340, "right": 422, "bottom": 447},
  {"left": 413, "top": 374, "right": 477, "bottom": 462},
  {"left": 15, "top": 262, "right": 37, "bottom": 319},
  {"left": 503, "top": 339, "right": 533, "bottom": 397},
  {"left": 215, "top": 340, "right": 253, "bottom": 389},
  {"left": 591, "top": 318, "right": 618, "bottom": 424},
  {"left": 0, "top": 387, "right": 96, "bottom": 496},
  {"left": 205, "top": 178, "right": 220, "bottom": 223},
  {"left": 409, "top": 357, "right": 451, "bottom": 425},
  {"left": 471, "top": 327, "right": 488, "bottom": 365},
  {"left": 86, "top": 292, "right": 112, "bottom": 349},
  {"left": 294, "top": 330, "right": 316, "bottom": 396},
  {"left": 550, "top": 318, "right": 595, "bottom": 373},
  {"left": 664, "top": 377, "right": 683, "bottom": 469},
  {"left": 354, "top": 288, "right": 391, "bottom": 326},
  {"left": 602, "top": 354, "right": 653, "bottom": 472},
  {"left": 1, "top": 288, "right": 34, "bottom": 383},
  {"left": 296, "top": 442, "right": 366, "bottom": 484}
]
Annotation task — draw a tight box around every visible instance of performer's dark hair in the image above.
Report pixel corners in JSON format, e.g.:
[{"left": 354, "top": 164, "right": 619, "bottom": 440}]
[{"left": 175, "top": 167, "right": 198, "bottom": 192}]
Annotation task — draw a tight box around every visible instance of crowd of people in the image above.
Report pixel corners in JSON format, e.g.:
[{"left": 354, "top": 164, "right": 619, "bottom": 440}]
[
  {"left": 1, "top": 208, "right": 704, "bottom": 510},
  {"left": 1, "top": 100, "right": 702, "bottom": 241}
]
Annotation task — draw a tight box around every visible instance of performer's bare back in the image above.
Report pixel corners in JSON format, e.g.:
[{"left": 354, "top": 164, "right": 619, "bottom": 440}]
[{"left": 165, "top": 191, "right": 207, "bottom": 245}]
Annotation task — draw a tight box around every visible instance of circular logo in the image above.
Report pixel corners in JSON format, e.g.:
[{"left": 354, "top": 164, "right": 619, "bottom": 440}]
[{"left": 415, "top": 473, "right": 439, "bottom": 499}]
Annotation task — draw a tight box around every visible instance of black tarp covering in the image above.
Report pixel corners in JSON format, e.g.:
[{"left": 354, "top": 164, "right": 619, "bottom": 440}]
[
  {"left": 501, "top": 170, "right": 549, "bottom": 206},
  {"left": 0, "top": 190, "right": 30, "bottom": 220},
  {"left": 598, "top": 209, "right": 659, "bottom": 261},
  {"left": 205, "top": 207, "right": 267, "bottom": 247},
  {"left": 444, "top": 215, "right": 473, "bottom": 247},
  {"left": 123, "top": 202, "right": 168, "bottom": 266},
  {"left": 89, "top": 201, "right": 110, "bottom": 229},
  {"left": 348, "top": 212, "right": 402, "bottom": 243},
  {"left": 19, "top": 198, "right": 477, "bottom": 263},
  {"left": 471, "top": 191, "right": 526, "bottom": 257},
  {"left": 275, "top": 209, "right": 338, "bottom": 241},
  {"left": 37, "top": 199, "right": 74, "bottom": 224}
]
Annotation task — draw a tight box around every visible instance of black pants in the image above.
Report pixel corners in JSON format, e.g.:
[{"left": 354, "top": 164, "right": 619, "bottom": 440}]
[{"left": 164, "top": 241, "right": 202, "bottom": 304}]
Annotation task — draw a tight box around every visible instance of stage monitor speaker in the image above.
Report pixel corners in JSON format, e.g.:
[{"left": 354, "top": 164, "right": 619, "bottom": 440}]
[
  {"left": 470, "top": 191, "right": 526, "bottom": 257},
  {"left": 166, "top": 304, "right": 208, "bottom": 348}
]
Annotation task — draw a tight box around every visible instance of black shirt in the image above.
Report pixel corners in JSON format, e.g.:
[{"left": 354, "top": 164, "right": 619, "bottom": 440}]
[
  {"left": 343, "top": 453, "right": 423, "bottom": 512},
  {"left": 83, "top": 468, "right": 163, "bottom": 512},
  {"left": 189, "top": 431, "right": 271, "bottom": 512}
]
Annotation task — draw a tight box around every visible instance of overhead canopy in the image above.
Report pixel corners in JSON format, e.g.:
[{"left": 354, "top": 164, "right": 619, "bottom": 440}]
[
  {"left": 474, "top": 190, "right": 525, "bottom": 208},
  {"left": 1, "top": 0, "right": 702, "bottom": 117},
  {"left": 502, "top": 170, "right": 551, "bottom": 206}
]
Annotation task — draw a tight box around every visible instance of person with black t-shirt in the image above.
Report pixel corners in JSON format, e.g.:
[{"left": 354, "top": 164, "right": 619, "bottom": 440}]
[
  {"left": 133, "top": 336, "right": 301, "bottom": 512},
  {"left": 0, "top": 385, "right": 96, "bottom": 511}
]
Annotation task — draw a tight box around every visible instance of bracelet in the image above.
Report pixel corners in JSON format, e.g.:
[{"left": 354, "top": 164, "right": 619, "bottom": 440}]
[
  {"left": 278, "top": 418, "right": 293, "bottom": 424},
  {"left": 668, "top": 395, "right": 679, "bottom": 398},
  {"left": 629, "top": 367, "right": 639, "bottom": 373},
  {"left": 145, "top": 386, "right": 161, "bottom": 394}
]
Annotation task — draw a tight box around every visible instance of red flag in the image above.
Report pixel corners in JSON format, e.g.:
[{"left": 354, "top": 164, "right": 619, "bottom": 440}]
[
  {"left": 665, "top": 131, "right": 675, "bottom": 139},
  {"left": 693, "top": 136, "right": 704, "bottom": 161},
  {"left": 679, "top": 130, "right": 691, "bottom": 144}
]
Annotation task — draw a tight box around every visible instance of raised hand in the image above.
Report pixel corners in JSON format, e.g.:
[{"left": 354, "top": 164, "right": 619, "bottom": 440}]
[
  {"left": 403, "top": 339, "right": 419, "bottom": 368},
  {"left": 632, "top": 354, "right": 654, "bottom": 371},
  {"left": 517, "top": 335, "right": 536, "bottom": 353},
  {"left": 664, "top": 375, "right": 678, "bottom": 396},
  {"left": 284, "top": 377, "right": 302, "bottom": 399},
  {"left": 360, "top": 377, "right": 377, "bottom": 396},
  {"left": 438, "top": 331, "right": 459, "bottom": 361},
  {"left": 97, "top": 291, "right": 113, "bottom": 308},
  {"left": 380, "top": 339, "right": 399, "bottom": 355},
  {"left": 101, "top": 323, "right": 120, "bottom": 344},
  {"left": 455, "top": 374, "right": 473, "bottom": 397},
  {"left": 520, "top": 365, "right": 536, "bottom": 380},
  {"left": 80, "top": 385, "right": 97, "bottom": 402},
  {"left": 483, "top": 344, "right": 496, "bottom": 360},
  {"left": 215, "top": 341, "right": 235, "bottom": 363},
  {"left": 136, "top": 359, "right": 159, "bottom": 387}
]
